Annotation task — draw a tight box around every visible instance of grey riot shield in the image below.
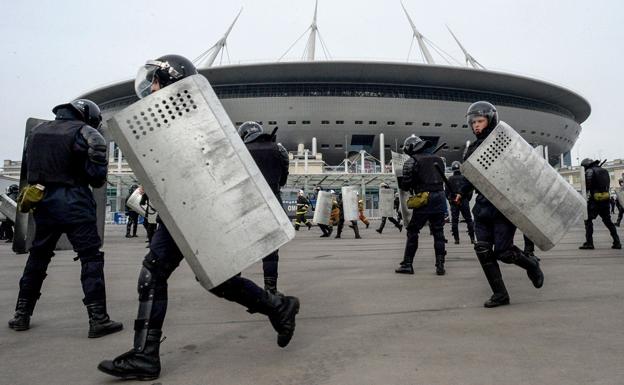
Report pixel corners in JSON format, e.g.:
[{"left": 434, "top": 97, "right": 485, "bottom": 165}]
[
  {"left": 126, "top": 189, "right": 159, "bottom": 225},
  {"left": 391, "top": 151, "right": 412, "bottom": 224},
  {"left": 313, "top": 191, "right": 332, "bottom": 225},
  {"left": 341, "top": 186, "right": 359, "bottom": 221},
  {"left": 0, "top": 193, "right": 17, "bottom": 222},
  {"left": 461, "top": 121, "right": 586, "bottom": 251},
  {"left": 579, "top": 167, "right": 588, "bottom": 221},
  {"left": 0, "top": 212, "right": 6, "bottom": 221},
  {"left": 379, "top": 188, "right": 395, "bottom": 218},
  {"left": 107, "top": 74, "right": 295, "bottom": 289},
  {"left": 616, "top": 191, "right": 624, "bottom": 208}
]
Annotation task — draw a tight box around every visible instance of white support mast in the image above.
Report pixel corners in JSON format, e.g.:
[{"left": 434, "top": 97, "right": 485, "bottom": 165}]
[
  {"left": 446, "top": 25, "right": 485, "bottom": 69},
  {"left": 401, "top": 1, "right": 434, "bottom": 64},
  {"left": 194, "top": 8, "right": 242, "bottom": 68},
  {"left": 305, "top": 0, "right": 319, "bottom": 61}
]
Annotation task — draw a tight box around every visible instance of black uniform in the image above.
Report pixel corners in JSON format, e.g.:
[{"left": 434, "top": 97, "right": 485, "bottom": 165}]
[
  {"left": 245, "top": 133, "right": 290, "bottom": 293},
  {"left": 125, "top": 187, "right": 139, "bottom": 238},
  {"left": 9, "top": 106, "right": 122, "bottom": 336},
  {"left": 396, "top": 152, "right": 447, "bottom": 275},
  {"left": 581, "top": 164, "right": 621, "bottom": 248},
  {"left": 445, "top": 171, "right": 475, "bottom": 244},
  {"left": 460, "top": 129, "right": 544, "bottom": 307}
]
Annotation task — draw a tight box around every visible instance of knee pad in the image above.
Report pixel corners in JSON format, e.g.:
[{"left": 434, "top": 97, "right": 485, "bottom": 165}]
[
  {"left": 137, "top": 263, "right": 169, "bottom": 301},
  {"left": 474, "top": 241, "right": 493, "bottom": 254},
  {"left": 497, "top": 246, "right": 523, "bottom": 264}
]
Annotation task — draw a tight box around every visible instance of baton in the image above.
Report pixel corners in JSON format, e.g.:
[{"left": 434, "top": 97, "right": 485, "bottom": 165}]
[
  {"left": 599, "top": 159, "right": 607, "bottom": 167},
  {"left": 432, "top": 142, "right": 447, "bottom": 154},
  {"left": 270, "top": 126, "right": 279, "bottom": 141}
]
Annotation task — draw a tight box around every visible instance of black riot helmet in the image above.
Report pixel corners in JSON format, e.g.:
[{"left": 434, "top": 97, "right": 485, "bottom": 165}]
[
  {"left": 52, "top": 98, "right": 102, "bottom": 128},
  {"left": 581, "top": 158, "right": 599, "bottom": 169},
  {"left": 466, "top": 101, "right": 498, "bottom": 132},
  {"left": 8, "top": 184, "right": 19, "bottom": 194},
  {"left": 451, "top": 161, "right": 461, "bottom": 171},
  {"left": 402, "top": 135, "right": 430, "bottom": 155},
  {"left": 135, "top": 54, "right": 198, "bottom": 99},
  {"left": 237, "top": 121, "right": 264, "bottom": 143}
]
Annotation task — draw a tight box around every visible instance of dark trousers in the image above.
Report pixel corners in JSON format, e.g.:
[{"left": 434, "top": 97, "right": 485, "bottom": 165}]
[
  {"left": 585, "top": 200, "right": 620, "bottom": 244},
  {"left": 262, "top": 250, "right": 279, "bottom": 281},
  {"left": 140, "top": 223, "right": 267, "bottom": 330},
  {"left": 318, "top": 223, "right": 332, "bottom": 236},
  {"left": 450, "top": 200, "right": 474, "bottom": 240},
  {"left": 378, "top": 216, "right": 400, "bottom": 232},
  {"left": 473, "top": 210, "right": 516, "bottom": 257},
  {"left": 18, "top": 221, "right": 105, "bottom": 304},
  {"left": 0, "top": 220, "right": 14, "bottom": 240},
  {"left": 126, "top": 212, "right": 139, "bottom": 236},
  {"left": 403, "top": 212, "right": 446, "bottom": 263},
  {"left": 336, "top": 219, "right": 359, "bottom": 237},
  {"left": 616, "top": 203, "right": 623, "bottom": 225}
]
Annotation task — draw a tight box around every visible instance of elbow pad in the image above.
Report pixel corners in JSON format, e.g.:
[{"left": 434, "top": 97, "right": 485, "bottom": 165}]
[{"left": 80, "top": 125, "right": 108, "bottom": 165}]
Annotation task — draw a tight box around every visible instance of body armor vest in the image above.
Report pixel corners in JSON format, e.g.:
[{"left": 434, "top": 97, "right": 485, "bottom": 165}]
[
  {"left": 589, "top": 166, "right": 611, "bottom": 193},
  {"left": 246, "top": 140, "right": 287, "bottom": 196},
  {"left": 26, "top": 120, "right": 85, "bottom": 186},
  {"left": 405, "top": 153, "right": 445, "bottom": 193}
]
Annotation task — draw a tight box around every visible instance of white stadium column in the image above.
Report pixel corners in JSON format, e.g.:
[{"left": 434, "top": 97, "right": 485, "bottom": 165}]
[
  {"left": 380, "top": 133, "right": 385, "bottom": 173},
  {"left": 312, "top": 137, "right": 317, "bottom": 157}
]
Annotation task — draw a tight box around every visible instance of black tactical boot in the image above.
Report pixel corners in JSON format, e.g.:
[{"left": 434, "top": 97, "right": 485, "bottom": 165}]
[
  {"left": 8, "top": 298, "right": 36, "bottom": 331},
  {"left": 398, "top": 224, "right": 403, "bottom": 232},
  {"left": 85, "top": 302, "right": 123, "bottom": 338},
  {"left": 306, "top": 222, "right": 312, "bottom": 230},
  {"left": 484, "top": 294, "right": 510, "bottom": 308},
  {"left": 252, "top": 292, "right": 299, "bottom": 348},
  {"left": 395, "top": 261, "right": 414, "bottom": 274},
  {"left": 454, "top": 236, "right": 460, "bottom": 245},
  {"left": 475, "top": 242, "right": 510, "bottom": 308},
  {"left": 435, "top": 254, "right": 446, "bottom": 276},
  {"left": 97, "top": 329, "right": 162, "bottom": 381},
  {"left": 579, "top": 242, "right": 594, "bottom": 250},
  {"left": 376, "top": 228, "right": 383, "bottom": 234},
  {"left": 294, "top": 224, "right": 300, "bottom": 231},
  {"left": 264, "top": 277, "right": 282, "bottom": 296},
  {"left": 352, "top": 223, "right": 362, "bottom": 239},
  {"left": 511, "top": 251, "right": 544, "bottom": 289},
  {"left": 613, "top": 241, "right": 622, "bottom": 249}
]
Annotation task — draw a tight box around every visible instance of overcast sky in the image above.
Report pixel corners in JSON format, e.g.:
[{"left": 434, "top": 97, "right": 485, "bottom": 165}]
[{"left": 1, "top": 0, "right": 622, "bottom": 164}]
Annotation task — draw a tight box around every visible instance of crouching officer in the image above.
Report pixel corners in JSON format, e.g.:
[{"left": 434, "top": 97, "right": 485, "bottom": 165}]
[
  {"left": 456, "top": 101, "right": 544, "bottom": 308},
  {"left": 0, "top": 184, "right": 19, "bottom": 242},
  {"left": 98, "top": 55, "right": 299, "bottom": 381},
  {"left": 395, "top": 135, "right": 447, "bottom": 275},
  {"left": 579, "top": 158, "right": 621, "bottom": 249},
  {"left": 446, "top": 161, "right": 475, "bottom": 244},
  {"left": 9, "top": 99, "right": 122, "bottom": 338},
  {"left": 237, "top": 121, "right": 290, "bottom": 294}
]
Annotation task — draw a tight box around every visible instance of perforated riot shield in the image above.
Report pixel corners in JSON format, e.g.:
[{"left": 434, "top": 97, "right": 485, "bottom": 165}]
[
  {"left": 379, "top": 188, "right": 395, "bottom": 218},
  {"left": 461, "top": 121, "right": 586, "bottom": 251},
  {"left": 313, "top": 191, "right": 332, "bottom": 225},
  {"left": 0, "top": 193, "right": 16, "bottom": 222},
  {"left": 107, "top": 74, "right": 295, "bottom": 289},
  {"left": 391, "top": 151, "right": 412, "bottom": 224},
  {"left": 341, "top": 186, "right": 359, "bottom": 221}
]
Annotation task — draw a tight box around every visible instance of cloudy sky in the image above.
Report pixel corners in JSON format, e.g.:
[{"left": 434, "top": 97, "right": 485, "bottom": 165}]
[{"left": 1, "top": 0, "right": 622, "bottom": 164}]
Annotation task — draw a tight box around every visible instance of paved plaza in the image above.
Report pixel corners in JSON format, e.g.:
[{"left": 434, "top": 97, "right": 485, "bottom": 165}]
[{"left": 0, "top": 220, "right": 623, "bottom": 385}]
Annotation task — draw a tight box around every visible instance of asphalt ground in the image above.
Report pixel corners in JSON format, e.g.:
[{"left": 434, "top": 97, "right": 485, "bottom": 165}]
[{"left": 0, "top": 218, "right": 623, "bottom": 385}]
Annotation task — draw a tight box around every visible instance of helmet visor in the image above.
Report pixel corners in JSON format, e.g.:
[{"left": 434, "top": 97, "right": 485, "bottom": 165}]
[{"left": 134, "top": 62, "right": 160, "bottom": 99}]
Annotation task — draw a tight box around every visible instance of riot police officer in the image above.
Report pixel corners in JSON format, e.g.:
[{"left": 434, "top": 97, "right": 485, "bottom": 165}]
[
  {"left": 98, "top": 55, "right": 299, "bottom": 381},
  {"left": 579, "top": 158, "right": 621, "bottom": 249},
  {"left": 334, "top": 192, "right": 361, "bottom": 239},
  {"left": 314, "top": 186, "right": 334, "bottom": 237},
  {"left": 456, "top": 101, "right": 544, "bottom": 307},
  {"left": 446, "top": 161, "right": 475, "bottom": 244},
  {"left": 8, "top": 99, "right": 123, "bottom": 337},
  {"left": 376, "top": 183, "right": 403, "bottom": 234},
  {"left": 125, "top": 184, "right": 140, "bottom": 238},
  {"left": 0, "top": 184, "right": 19, "bottom": 242},
  {"left": 395, "top": 135, "right": 447, "bottom": 276},
  {"left": 237, "top": 121, "right": 290, "bottom": 294}
]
